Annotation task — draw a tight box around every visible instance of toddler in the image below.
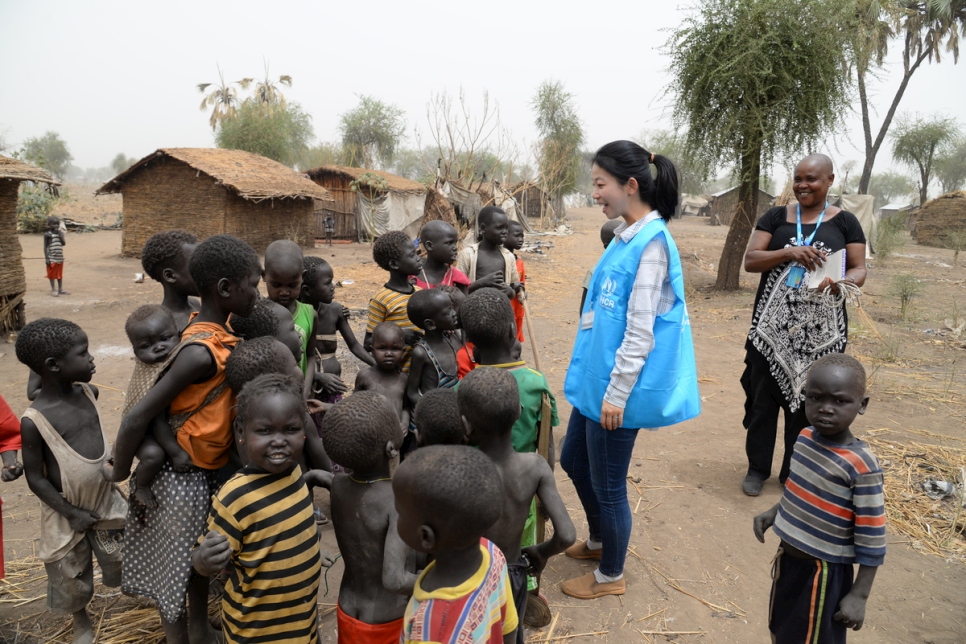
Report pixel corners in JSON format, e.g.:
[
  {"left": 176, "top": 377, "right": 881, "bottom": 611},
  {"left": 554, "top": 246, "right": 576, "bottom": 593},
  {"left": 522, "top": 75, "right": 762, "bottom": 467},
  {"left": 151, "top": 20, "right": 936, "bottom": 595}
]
[
  {"left": 44, "top": 216, "right": 67, "bottom": 296},
  {"left": 365, "top": 231, "right": 423, "bottom": 370},
  {"left": 355, "top": 322, "right": 410, "bottom": 433}
]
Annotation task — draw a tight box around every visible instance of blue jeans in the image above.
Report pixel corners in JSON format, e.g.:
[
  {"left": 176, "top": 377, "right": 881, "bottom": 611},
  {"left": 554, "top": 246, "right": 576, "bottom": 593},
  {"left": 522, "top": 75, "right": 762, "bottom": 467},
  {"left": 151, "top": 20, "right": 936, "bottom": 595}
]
[{"left": 560, "top": 407, "right": 639, "bottom": 577}]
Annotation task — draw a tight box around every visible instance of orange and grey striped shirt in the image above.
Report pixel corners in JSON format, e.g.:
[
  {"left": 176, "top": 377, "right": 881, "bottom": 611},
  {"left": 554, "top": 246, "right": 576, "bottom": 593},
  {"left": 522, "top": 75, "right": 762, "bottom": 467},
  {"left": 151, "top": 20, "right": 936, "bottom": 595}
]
[
  {"left": 204, "top": 464, "right": 321, "bottom": 644},
  {"left": 773, "top": 428, "right": 886, "bottom": 566},
  {"left": 366, "top": 285, "right": 421, "bottom": 372}
]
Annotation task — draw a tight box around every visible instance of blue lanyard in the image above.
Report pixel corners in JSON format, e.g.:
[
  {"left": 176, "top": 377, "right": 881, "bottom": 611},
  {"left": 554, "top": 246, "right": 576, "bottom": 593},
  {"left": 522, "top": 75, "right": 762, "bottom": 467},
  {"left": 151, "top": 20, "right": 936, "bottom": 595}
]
[{"left": 795, "top": 202, "right": 828, "bottom": 247}]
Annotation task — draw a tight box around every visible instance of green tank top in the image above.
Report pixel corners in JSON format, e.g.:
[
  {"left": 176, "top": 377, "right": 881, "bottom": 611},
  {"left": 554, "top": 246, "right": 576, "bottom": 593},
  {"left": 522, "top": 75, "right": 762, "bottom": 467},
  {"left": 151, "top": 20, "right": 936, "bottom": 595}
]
[{"left": 292, "top": 301, "right": 314, "bottom": 373}]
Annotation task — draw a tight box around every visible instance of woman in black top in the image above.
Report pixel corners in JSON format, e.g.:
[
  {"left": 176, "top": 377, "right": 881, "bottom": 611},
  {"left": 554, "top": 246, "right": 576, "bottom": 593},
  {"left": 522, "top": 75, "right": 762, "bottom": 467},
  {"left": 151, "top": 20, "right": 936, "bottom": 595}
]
[{"left": 740, "top": 154, "right": 867, "bottom": 496}]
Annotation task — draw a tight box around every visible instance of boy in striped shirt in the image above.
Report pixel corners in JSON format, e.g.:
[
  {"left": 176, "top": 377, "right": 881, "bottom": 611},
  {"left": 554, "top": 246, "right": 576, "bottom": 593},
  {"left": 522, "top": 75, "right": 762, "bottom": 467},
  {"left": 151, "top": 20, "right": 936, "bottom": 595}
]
[
  {"left": 754, "top": 353, "right": 885, "bottom": 644},
  {"left": 43, "top": 216, "right": 67, "bottom": 296},
  {"left": 365, "top": 231, "right": 423, "bottom": 372}
]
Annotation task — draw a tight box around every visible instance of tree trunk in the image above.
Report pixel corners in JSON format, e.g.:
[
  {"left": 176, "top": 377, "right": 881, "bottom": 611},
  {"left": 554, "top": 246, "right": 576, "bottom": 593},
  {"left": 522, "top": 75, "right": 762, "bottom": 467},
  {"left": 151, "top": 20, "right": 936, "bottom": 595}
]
[
  {"left": 714, "top": 145, "right": 761, "bottom": 291},
  {"left": 857, "top": 50, "right": 930, "bottom": 194}
]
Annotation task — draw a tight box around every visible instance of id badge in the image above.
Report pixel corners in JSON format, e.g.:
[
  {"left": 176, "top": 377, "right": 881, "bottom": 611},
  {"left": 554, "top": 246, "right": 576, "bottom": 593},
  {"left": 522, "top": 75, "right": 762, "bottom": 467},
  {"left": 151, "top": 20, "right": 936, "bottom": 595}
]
[
  {"left": 580, "top": 310, "right": 595, "bottom": 330},
  {"left": 786, "top": 265, "right": 806, "bottom": 289}
]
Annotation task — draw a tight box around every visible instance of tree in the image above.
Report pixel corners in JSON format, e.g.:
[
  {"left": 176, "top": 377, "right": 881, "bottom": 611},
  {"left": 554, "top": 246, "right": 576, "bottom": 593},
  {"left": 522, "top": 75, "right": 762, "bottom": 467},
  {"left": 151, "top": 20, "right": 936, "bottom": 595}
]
[
  {"left": 339, "top": 96, "right": 406, "bottom": 169},
  {"left": 839, "top": 159, "right": 860, "bottom": 193},
  {"left": 532, "top": 80, "right": 584, "bottom": 222},
  {"left": 935, "top": 138, "right": 966, "bottom": 193},
  {"left": 890, "top": 113, "right": 960, "bottom": 205},
  {"left": 215, "top": 101, "right": 314, "bottom": 167},
  {"left": 22, "top": 131, "right": 73, "bottom": 180},
  {"left": 852, "top": 0, "right": 966, "bottom": 194},
  {"left": 198, "top": 66, "right": 245, "bottom": 132},
  {"left": 868, "top": 169, "right": 916, "bottom": 207},
  {"left": 668, "top": 0, "right": 850, "bottom": 290},
  {"left": 111, "top": 153, "right": 137, "bottom": 175},
  {"left": 638, "top": 129, "right": 712, "bottom": 195},
  {"left": 297, "top": 142, "right": 346, "bottom": 172},
  {"left": 239, "top": 64, "right": 292, "bottom": 109}
]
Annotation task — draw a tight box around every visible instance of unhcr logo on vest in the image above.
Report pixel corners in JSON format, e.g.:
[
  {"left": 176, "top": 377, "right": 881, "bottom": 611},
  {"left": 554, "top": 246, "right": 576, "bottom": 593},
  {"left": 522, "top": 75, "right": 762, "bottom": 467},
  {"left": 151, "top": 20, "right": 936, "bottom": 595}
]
[{"left": 599, "top": 276, "right": 619, "bottom": 311}]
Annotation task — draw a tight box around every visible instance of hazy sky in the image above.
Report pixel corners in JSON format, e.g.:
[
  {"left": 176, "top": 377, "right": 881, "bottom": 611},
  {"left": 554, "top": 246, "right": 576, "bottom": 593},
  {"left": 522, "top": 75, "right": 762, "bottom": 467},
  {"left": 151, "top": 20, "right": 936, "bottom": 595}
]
[{"left": 2, "top": 0, "right": 964, "bottom": 183}]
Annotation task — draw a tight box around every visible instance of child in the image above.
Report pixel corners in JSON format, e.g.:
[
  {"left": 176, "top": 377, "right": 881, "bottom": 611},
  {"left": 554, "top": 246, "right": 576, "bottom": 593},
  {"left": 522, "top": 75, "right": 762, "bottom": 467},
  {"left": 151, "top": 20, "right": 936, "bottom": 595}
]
[
  {"left": 16, "top": 318, "right": 127, "bottom": 644},
  {"left": 460, "top": 368, "right": 576, "bottom": 639},
  {"left": 754, "top": 353, "right": 885, "bottom": 643},
  {"left": 393, "top": 445, "right": 518, "bottom": 643},
  {"left": 324, "top": 213, "right": 336, "bottom": 245},
  {"left": 230, "top": 297, "right": 304, "bottom": 365},
  {"left": 140, "top": 229, "right": 200, "bottom": 333},
  {"left": 307, "top": 391, "right": 416, "bottom": 643},
  {"left": 43, "top": 216, "right": 67, "bottom": 296},
  {"left": 456, "top": 206, "right": 521, "bottom": 298},
  {"left": 301, "top": 255, "right": 372, "bottom": 403},
  {"left": 109, "top": 234, "right": 261, "bottom": 643},
  {"left": 413, "top": 388, "right": 464, "bottom": 448},
  {"left": 264, "top": 240, "right": 320, "bottom": 401},
  {"left": 355, "top": 322, "right": 410, "bottom": 433},
  {"left": 192, "top": 374, "right": 321, "bottom": 644},
  {"left": 365, "top": 230, "right": 423, "bottom": 371},
  {"left": 406, "top": 288, "right": 460, "bottom": 412},
  {"left": 504, "top": 220, "right": 527, "bottom": 343},
  {"left": 121, "top": 305, "right": 191, "bottom": 507},
  {"left": 579, "top": 219, "right": 622, "bottom": 314},
  {"left": 414, "top": 220, "right": 471, "bottom": 291}
]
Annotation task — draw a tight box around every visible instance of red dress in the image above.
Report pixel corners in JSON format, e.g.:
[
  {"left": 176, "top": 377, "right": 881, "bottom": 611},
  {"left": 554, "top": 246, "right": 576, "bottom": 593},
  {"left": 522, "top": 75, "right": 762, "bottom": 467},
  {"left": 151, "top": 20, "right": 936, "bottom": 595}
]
[
  {"left": 510, "top": 257, "right": 526, "bottom": 343},
  {"left": 0, "top": 394, "right": 22, "bottom": 579}
]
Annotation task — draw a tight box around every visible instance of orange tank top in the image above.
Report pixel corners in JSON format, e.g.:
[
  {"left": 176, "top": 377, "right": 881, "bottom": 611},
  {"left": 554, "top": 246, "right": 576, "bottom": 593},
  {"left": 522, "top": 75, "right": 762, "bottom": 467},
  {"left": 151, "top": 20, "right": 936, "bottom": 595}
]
[{"left": 171, "top": 316, "right": 238, "bottom": 470}]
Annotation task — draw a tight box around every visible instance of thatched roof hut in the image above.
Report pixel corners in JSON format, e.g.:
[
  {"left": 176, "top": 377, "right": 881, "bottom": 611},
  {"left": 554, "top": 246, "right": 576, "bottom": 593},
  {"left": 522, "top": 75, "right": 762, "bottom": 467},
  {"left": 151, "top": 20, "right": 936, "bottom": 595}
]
[
  {"left": 912, "top": 191, "right": 966, "bottom": 248},
  {"left": 97, "top": 148, "right": 331, "bottom": 256},
  {"left": 707, "top": 186, "right": 774, "bottom": 226},
  {"left": 305, "top": 166, "right": 447, "bottom": 241},
  {"left": 0, "top": 156, "right": 60, "bottom": 333}
]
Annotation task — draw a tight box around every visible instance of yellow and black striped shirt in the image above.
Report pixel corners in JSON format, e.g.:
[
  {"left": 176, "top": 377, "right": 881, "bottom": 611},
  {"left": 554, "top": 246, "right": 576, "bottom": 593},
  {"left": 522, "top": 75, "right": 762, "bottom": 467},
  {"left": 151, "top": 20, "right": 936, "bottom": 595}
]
[
  {"left": 206, "top": 464, "right": 321, "bottom": 644},
  {"left": 366, "top": 285, "right": 421, "bottom": 372}
]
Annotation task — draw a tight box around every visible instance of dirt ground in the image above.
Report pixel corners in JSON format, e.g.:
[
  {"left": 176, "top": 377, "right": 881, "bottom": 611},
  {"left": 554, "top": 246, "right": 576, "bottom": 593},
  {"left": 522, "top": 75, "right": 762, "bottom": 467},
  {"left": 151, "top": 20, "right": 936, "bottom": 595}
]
[{"left": 1, "top": 199, "right": 964, "bottom": 642}]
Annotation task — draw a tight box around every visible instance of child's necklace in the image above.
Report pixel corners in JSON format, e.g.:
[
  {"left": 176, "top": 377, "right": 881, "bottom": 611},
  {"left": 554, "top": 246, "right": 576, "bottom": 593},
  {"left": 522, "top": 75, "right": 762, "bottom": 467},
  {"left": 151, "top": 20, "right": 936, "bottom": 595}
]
[{"left": 349, "top": 474, "right": 391, "bottom": 484}]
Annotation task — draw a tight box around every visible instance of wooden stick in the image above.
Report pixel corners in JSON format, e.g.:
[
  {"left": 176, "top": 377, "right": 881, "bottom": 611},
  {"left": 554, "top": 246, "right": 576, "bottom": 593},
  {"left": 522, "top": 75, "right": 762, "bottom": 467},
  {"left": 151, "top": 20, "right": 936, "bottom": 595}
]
[
  {"left": 520, "top": 293, "right": 542, "bottom": 373},
  {"left": 529, "top": 631, "right": 609, "bottom": 642},
  {"left": 637, "top": 630, "right": 706, "bottom": 635}
]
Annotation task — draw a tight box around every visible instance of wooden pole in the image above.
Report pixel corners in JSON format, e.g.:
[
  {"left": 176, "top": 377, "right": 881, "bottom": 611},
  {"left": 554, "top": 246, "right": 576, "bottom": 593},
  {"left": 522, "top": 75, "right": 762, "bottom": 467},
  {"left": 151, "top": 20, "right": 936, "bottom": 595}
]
[{"left": 520, "top": 293, "right": 542, "bottom": 373}]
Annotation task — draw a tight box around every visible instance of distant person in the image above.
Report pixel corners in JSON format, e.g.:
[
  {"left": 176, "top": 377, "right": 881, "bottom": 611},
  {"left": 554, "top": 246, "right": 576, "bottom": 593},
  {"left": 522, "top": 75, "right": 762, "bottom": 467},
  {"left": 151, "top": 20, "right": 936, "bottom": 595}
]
[
  {"left": 16, "top": 318, "right": 127, "bottom": 644},
  {"left": 365, "top": 231, "right": 423, "bottom": 372},
  {"left": 504, "top": 220, "right": 527, "bottom": 343},
  {"left": 741, "top": 154, "right": 867, "bottom": 496},
  {"left": 324, "top": 213, "right": 335, "bottom": 246},
  {"left": 754, "top": 354, "right": 885, "bottom": 643},
  {"left": 561, "top": 140, "right": 700, "bottom": 600},
  {"left": 43, "top": 216, "right": 67, "bottom": 296},
  {"left": 139, "top": 229, "right": 200, "bottom": 333},
  {"left": 414, "top": 220, "right": 471, "bottom": 291}
]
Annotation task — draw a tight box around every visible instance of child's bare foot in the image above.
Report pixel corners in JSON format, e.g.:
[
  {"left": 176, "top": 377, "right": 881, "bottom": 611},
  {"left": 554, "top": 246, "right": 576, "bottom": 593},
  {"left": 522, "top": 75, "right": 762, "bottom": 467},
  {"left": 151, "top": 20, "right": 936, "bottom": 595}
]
[
  {"left": 133, "top": 484, "right": 158, "bottom": 508},
  {"left": 71, "top": 609, "right": 94, "bottom": 644},
  {"left": 188, "top": 622, "right": 223, "bottom": 644}
]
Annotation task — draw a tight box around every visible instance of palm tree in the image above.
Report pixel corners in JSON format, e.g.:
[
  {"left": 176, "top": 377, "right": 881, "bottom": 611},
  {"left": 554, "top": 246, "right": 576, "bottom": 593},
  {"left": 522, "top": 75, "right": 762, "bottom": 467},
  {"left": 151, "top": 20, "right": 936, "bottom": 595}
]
[
  {"left": 198, "top": 66, "right": 242, "bottom": 132},
  {"left": 239, "top": 63, "right": 292, "bottom": 110}
]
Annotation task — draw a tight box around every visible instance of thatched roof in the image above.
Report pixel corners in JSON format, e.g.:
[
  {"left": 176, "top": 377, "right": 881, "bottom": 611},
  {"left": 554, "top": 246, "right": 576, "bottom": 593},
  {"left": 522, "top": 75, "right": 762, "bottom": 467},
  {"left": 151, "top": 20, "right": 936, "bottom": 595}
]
[
  {"left": 97, "top": 148, "right": 332, "bottom": 203},
  {"left": 0, "top": 155, "right": 60, "bottom": 185},
  {"left": 305, "top": 166, "right": 426, "bottom": 194},
  {"left": 912, "top": 191, "right": 966, "bottom": 248}
]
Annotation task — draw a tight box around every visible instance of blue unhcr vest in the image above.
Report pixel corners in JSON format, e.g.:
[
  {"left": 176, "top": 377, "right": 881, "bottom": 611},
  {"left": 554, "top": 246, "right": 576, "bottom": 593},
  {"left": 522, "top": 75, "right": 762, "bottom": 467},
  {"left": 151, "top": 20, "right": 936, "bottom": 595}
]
[{"left": 564, "top": 218, "right": 700, "bottom": 429}]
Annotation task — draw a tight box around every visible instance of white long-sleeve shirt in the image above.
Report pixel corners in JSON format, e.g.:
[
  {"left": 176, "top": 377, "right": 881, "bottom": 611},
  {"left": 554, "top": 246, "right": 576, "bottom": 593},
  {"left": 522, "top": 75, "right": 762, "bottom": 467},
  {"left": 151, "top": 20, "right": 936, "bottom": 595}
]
[{"left": 603, "top": 212, "right": 676, "bottom": 409}]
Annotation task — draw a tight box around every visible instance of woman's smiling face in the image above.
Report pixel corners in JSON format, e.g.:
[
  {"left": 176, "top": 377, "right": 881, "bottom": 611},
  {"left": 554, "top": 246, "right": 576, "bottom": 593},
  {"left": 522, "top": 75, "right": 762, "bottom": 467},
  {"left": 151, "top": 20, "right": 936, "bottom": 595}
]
[{"left": 592, "top": 164, "right": 631, "bottom": 220}]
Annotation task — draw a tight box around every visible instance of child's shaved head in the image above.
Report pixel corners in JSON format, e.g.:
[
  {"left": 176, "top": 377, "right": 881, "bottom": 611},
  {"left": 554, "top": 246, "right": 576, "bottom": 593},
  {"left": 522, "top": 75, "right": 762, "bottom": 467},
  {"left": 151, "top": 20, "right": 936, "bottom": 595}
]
[
  {"left": 373, "top": 321, "right": 405, "bottom": 344},
  {"left": 809, "top": 353, "right": 866, "bottom": 396},
  {"left": 393, "top": 445, "right": 502, "bottom": 549},
  {"left": 600, "top": 219, "right": 622, "bottom": 248},
  {"left": 226, "top": 336, "right": 297, "bottom": 393},
  {"left": 322, "top": 391, "right": 400, "bottom": 473},
  {"left": 459, "top": 288, "right": 514, "bottom": 347},
  {"left": 229, "top": 298, "right": 277, "bottom": 340},
  {"left": 407, "top": 289, "right": 452, "bottom": 330},
  {"left": 458, "top": 367, "right": 520, "bottom": 436},
  {"left": 264, "top": 239, "right": 304, "bottom": 274},
  {"left": 140, "top": 229, "right": 197, "bottom": 281},
  {"left": 414, "top": 388, "right": 464, "bottom": 447}
]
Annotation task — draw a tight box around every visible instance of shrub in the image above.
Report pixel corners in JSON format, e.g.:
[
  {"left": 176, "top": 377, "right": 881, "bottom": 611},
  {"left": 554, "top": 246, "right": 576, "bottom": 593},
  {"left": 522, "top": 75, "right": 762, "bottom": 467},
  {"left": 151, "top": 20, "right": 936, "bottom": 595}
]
[
  {"left": 16, "top": 184, "right": 56, "bottom": 233},
  {"left": 891, "top": 273, "right": 922, "bottom": 321}
]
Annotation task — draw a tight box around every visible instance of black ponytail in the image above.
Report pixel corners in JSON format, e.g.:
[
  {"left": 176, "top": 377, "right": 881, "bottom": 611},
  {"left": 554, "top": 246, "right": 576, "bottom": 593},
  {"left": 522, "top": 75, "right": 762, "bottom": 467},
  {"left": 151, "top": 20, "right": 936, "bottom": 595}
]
[{"left": 592, "top": 140, "right": 680, "bottom": 222}]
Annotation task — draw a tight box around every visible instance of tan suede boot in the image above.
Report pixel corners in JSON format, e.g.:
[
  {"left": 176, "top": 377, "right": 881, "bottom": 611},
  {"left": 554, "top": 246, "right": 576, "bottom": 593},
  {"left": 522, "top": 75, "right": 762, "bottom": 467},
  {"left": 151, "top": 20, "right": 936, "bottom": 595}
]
[{"left": 560, "top": 572, "right": 625, "bottom": 599}]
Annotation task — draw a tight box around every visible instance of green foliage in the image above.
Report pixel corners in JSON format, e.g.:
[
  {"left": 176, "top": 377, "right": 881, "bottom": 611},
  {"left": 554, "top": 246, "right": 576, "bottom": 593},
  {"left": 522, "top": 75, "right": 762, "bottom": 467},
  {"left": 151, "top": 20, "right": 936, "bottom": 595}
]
[
  {"left": 874, "top": 209, "right": 908, "bottom": 261},
  {"left": 22, "top": 131, "right": 73, "bottom": 180},
  {"left": 297, "top": 142, "right": 347, "bottom": 172},
  {"left": 868, "top": 170, "right": 916, "bottom": 209},
  {"left": 349, "top": 172, "right": 389, "bottom": 194},
  {"left": 215, "top": 100, "right": 314, "bottom": 167},
  {"left": 110, "top": 153, "right": 137, "bottom": 175},
  {"left": 943, "top": 228, "right": 966, "bottom": 265},
  {"left": 339, "top": 96, "right": 406, "bottom": 169},
  {"left": 891, "top": 113, "right": 961, "bottom": 205},
  {"left": 934, "top": 138, "right": 966, "bottom": 193},
  {"left": 16, "top": 183, "right": 57, "bottom": 233},
  {"left": 667, "top": 0, "right": 851, "bottom": 289},
  {"left": 638, "top": 129, "right": 712, "bottom": 195},
  {"left": 891, "top": 273, "right": 922, "bottom": 320},
  {"left": 532, "top": 80, "right": 584, "bottom": 208}
]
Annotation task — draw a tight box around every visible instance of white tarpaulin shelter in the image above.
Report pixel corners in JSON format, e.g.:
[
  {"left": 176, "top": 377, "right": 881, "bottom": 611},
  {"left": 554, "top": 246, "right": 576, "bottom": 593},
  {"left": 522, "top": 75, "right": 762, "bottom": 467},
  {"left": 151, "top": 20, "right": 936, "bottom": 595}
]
[
  {"left": 357, "top": 190, "right": 426, "bottom": 241},
  {"left": 839, "top": 194, "right": 875, "bottom": 257},
  {"left": 441, "top": 181, "right": 482, "bottom": 224}
]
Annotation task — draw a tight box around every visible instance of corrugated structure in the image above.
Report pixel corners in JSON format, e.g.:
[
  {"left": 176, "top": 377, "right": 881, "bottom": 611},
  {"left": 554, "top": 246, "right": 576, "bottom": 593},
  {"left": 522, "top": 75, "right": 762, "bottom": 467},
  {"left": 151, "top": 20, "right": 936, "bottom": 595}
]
[
  {"left": 97, "top": 148, "right": 331, "bottom": 256},
  {"left": 911, "top": 191, "right": 966, "bottom": 248},
  {"left": 0, "top": 156, "right": 60, "bottom": 333},
  {"left": 306, "top": 166, "right": 451, "bottom": 241},
  {"left": 707, "top": 187, "right": 774, "bottom": 226}
]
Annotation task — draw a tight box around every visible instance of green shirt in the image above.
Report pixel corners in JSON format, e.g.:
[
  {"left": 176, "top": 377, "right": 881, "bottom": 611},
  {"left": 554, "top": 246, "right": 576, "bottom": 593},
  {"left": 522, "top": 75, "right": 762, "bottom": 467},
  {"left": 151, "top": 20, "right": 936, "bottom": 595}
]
[{"left": 292, "top": 301, "right": 314, "bottom": 374}]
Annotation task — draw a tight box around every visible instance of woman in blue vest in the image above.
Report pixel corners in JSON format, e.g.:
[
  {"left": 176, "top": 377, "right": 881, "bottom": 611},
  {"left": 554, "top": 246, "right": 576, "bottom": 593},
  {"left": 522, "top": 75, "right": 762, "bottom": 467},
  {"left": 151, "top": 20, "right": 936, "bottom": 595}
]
[{"left": 560, "top": 140, "right": 700, "bottom": 600}]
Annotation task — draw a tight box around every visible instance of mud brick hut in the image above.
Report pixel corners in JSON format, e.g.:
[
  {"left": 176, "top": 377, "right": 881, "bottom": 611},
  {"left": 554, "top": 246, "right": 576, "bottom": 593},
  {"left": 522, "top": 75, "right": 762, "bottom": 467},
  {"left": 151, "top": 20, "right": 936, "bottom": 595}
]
[
  {"left": 0, "top": 156, "right": 59, "bottom": 333},
  {"left": 707, "top": 186, "right": 774, "bottom": 226},
  {"left": 510, "top": 181, "right": 554, "bottom": 221},
  {"left": 305, "top": 166, "right": 451, "bottom": 241},
  {"left": 912, "top": 191, "right": 966, "bottom": 248},
  {"left": 97, "top": 148, "right": 332, "bottom": 256}
]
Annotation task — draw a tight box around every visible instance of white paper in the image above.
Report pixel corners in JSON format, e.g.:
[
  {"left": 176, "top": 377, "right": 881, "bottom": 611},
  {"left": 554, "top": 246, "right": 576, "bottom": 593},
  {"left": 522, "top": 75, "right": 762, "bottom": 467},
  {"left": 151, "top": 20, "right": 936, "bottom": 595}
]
[{"left": 806, "top": 249, "right": 846, "bottom": 288}]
